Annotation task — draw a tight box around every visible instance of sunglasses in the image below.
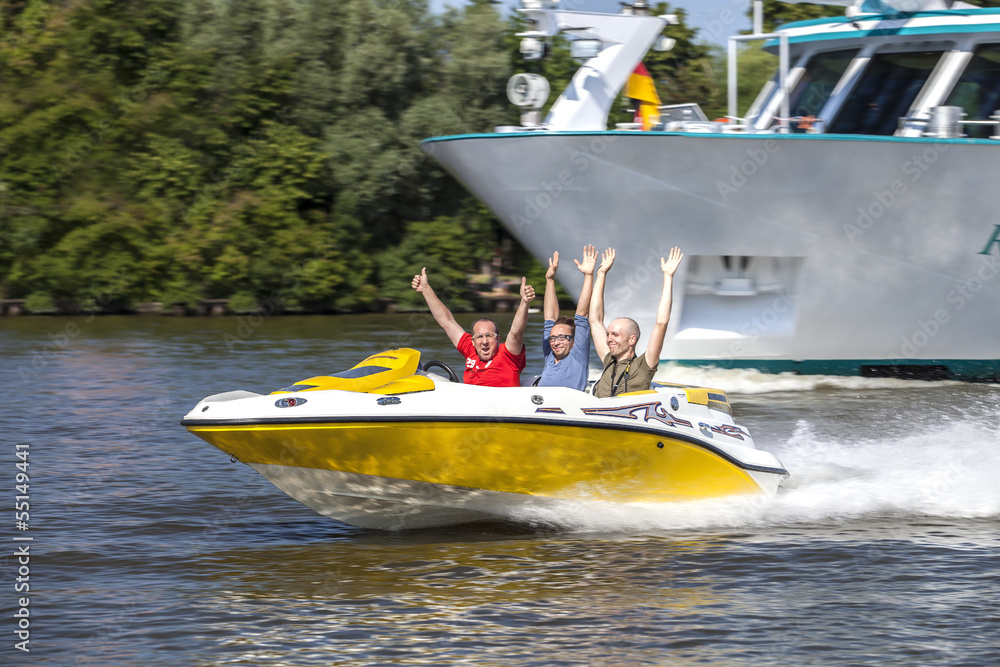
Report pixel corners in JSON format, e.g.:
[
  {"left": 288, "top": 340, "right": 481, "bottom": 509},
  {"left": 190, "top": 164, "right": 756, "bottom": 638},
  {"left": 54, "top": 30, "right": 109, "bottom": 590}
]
[{"left": 548, "top": 334, "right": 574, "bottom": 343}]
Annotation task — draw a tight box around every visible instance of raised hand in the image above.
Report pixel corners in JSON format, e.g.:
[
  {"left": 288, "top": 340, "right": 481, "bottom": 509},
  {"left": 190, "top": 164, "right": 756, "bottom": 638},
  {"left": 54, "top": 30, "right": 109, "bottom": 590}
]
[
  {"left": 597, "top": 247, "right": 616, "bottom": 275},
  {"left": 411, "top": 267, "right": 430, "bottom": 293},
  {"left": 661, "top": 247, "right": 683, "bottom": 276},
  {"left": 546, "top": 251, "right": 559, "bottom": 280},
  {"left": 574, "top": 244, "right": 597, "bottom": 275},
  {"left": 520, "top": 277, "right": 536, "bottom": 303}
]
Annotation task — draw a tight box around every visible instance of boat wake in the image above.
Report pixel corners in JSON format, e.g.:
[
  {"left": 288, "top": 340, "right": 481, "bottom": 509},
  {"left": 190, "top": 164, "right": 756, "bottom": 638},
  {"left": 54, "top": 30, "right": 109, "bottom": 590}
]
[
  {"left": 653, "top": 362, "right": 963, "bottom": 395},
  {"left": 510, "top": 417, "right": 1000, "bottom": 535}
]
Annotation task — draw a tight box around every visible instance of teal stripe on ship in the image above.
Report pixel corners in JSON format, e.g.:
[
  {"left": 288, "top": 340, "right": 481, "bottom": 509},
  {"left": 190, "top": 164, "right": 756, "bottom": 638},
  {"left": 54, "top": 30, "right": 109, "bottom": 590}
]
[
  {"left": 669, "top": 359, "right": 1000, "bottom": 381},
  {"left": 766, "top": 22, "right": 1000, "bottom": 48},
  {"left": 778, "top": 8, "right": 1000, "bottom": 33},
  {"left": 421, "top": 132, "right": 999, "bottom": 147}
]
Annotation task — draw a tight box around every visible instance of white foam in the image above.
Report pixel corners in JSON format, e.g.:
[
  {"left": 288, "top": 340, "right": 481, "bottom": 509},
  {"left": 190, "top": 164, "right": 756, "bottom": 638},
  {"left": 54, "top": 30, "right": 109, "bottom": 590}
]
[
  {"left": 653, "top": 362, "right": 966, "bottom": 395},
  {"left": 510, "top": 416, "right": 1000, "bottom": 534}
]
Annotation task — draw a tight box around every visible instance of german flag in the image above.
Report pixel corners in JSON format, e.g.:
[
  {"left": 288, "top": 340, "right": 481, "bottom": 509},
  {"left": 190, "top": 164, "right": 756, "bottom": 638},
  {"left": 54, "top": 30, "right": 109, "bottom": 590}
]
[{"left": 626, "top": 62, "right": 661, "bottom": 131}]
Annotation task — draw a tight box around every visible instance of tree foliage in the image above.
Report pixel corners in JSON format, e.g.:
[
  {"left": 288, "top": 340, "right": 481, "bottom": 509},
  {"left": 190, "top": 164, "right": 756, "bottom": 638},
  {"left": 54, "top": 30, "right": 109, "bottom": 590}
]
[
  {"left": 7, "top": 0, "right": 985, "bottom": 313},
  {"left": 749, "top": 1, "right": 842, "bottom": 33},
  {"left": 0, "top": 0, "right": 514, "bottom": 312}
]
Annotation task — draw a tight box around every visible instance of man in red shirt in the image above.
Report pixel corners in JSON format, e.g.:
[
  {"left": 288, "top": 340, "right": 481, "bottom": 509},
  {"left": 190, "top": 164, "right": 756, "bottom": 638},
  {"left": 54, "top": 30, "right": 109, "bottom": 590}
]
[{"left": 411, "top": 267, "right": 535, "bottom": 387}]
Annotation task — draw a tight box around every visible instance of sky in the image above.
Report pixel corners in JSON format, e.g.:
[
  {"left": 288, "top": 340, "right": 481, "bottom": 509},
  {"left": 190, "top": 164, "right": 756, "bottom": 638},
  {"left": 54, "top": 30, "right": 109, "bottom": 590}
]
[{"left": 429, "top": 0, "right": 754, "bottom": 46}]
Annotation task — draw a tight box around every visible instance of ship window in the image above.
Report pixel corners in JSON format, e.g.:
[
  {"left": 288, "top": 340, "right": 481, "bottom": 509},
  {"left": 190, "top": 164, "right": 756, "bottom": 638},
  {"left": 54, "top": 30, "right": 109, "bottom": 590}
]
[
  {"left": 828, "top": 50, "right": 944, "bottom": 135},
  {"left": 787, "top": 49, "right": 857, "bottom": 131},
  {"left": 944, "top": 43, "right": 1000, "bottom": 139}
]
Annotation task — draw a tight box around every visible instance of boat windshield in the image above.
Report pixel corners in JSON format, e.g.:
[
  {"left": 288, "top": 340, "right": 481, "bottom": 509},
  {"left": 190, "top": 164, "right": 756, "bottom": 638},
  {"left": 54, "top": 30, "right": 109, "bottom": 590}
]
[
  {"left": 827, "top": 50, "right": 945, "bottom": 135},
  {"left": 786, "top": 49, "right": 858, "bottom": 131},
  {"left": 944, "top": 43, "right": 1000, "bottom": 139}
]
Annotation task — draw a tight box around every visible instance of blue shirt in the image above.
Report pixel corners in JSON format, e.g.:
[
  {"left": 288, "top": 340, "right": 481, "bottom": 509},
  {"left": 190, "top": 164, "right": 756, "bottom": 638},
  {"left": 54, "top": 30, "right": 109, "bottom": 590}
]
[{"left": 538, "top": 314, "right": 591, "bottom": 391}]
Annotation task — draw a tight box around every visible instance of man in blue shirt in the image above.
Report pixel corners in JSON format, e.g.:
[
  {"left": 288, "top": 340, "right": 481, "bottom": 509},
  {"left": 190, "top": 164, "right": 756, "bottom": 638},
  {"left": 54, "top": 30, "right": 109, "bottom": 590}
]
[{"left": 538, "top": 245, "right": 597, "bottom": 391}]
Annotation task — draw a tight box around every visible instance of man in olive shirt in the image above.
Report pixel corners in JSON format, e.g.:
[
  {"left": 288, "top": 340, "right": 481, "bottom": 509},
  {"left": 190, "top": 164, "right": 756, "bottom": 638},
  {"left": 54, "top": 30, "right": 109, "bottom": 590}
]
[{"left": 589, "top": 246, "right": 683, "bottom": 398}]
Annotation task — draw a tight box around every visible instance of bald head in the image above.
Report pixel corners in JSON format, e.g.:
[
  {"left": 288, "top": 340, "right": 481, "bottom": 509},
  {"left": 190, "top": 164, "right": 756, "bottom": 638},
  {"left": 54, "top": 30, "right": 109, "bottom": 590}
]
[
  {"left": 618, "top": 317, "right": 640, "bottom": 341},
  {"left": 606, "top": 317, "right": 640, "bottom": 360}
]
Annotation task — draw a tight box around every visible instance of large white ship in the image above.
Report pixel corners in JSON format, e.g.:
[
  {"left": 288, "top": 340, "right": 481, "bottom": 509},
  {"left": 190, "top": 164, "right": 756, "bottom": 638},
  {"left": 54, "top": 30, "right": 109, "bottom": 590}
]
[{"left": 422, "top": 0, "right": 1000, "bottom": 380}]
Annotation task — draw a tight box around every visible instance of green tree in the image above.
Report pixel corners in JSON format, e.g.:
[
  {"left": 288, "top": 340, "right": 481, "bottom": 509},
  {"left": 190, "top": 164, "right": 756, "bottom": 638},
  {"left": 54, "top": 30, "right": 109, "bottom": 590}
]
[
  {"left": 748, "top": 1, "right": 841, "bottom": 34},
  {"left": 0, "top": 0, "right": 179, "bottom": 306},
  {"left": 378, "top": 211, "right": 494, "bottom": 311},
  {"left": 643, "top": 5, "right": 726, "bottom": 118}
]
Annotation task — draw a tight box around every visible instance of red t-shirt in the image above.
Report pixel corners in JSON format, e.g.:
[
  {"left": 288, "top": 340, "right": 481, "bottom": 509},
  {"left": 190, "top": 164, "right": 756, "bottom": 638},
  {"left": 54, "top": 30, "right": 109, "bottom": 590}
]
[{"left": 456, "top": 332, "right": 526, "bottom": 387}]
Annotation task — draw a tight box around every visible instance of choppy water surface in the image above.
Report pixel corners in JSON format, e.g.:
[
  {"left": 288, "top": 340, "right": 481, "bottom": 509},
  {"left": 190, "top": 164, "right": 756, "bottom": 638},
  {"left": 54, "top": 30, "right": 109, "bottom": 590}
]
[{"left": 2, "top": 315, "right": 999, "bottom": 666}]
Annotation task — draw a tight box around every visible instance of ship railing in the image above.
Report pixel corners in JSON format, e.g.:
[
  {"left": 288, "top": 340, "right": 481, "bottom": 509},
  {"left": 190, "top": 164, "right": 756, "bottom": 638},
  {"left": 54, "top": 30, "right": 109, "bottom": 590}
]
[
  {"left": 898, "top": 106, "right": 1000, "bottom": 139},
  {"left": 767, "top": 116, "right": 825, "bottom": 134},
  {"left": 728, "top": 1, "right": 791, "bottom": 134},
  {"left": 728, "top": 32, "right": 790, "bottom": 133}
]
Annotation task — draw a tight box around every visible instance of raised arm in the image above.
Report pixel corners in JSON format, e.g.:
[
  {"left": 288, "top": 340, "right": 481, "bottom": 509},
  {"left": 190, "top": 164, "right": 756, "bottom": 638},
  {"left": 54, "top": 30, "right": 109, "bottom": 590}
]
[
  {"left": 573, "top": 244, "right": 597, "bottom": 317},
  {"left": 589, "top": 247, "right": 615, "bottom": 362},
  {"left": 505, "top": 277, "right": 536, "bottom": 356},
  {"left": 411, "top": 267, "right": 465, "bottom": 347},
  {"left": 543, "top": 251, "right": 560, "bottom": 322},
  {"left": 644, "top": 247, "right": 683, "bottom": 368}
]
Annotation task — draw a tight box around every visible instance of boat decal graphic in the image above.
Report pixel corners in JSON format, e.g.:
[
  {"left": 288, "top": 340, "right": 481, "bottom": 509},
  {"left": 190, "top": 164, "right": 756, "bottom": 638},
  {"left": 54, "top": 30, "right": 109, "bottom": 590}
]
[
  {"left": 581, "top": 401, "right": 693, "bottom": 429},
  {"left": 535, "top": 407, "right": 565, "bottom": 414},
  {"left": 698, "top": 422, "right": 748, "bottom": 441}
]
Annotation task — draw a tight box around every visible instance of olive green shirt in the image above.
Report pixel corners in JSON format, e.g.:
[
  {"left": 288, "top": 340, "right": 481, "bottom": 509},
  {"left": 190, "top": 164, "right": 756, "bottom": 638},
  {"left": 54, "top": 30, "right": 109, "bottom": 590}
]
[{"left": 593, "top": 352, "right": 657, "bottom": 398}]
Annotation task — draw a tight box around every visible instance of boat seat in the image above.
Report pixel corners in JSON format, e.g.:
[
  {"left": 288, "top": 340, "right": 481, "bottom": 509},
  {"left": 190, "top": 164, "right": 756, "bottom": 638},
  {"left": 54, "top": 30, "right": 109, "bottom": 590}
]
[{"left": 522, "top": 375, "right": 542, "bottom": 387}]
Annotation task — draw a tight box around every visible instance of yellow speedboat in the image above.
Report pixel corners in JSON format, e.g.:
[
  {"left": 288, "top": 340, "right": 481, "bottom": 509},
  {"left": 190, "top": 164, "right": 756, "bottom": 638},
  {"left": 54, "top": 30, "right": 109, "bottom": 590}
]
[{"left": 181, "top": 348, "right": 789, "bottom": 529}]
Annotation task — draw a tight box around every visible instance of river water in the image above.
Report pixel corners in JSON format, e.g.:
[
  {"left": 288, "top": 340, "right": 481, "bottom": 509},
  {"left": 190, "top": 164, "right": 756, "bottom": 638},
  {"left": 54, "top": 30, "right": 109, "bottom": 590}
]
[{"left": 2, "top": 314, "right": 999, "bottom": 666}]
